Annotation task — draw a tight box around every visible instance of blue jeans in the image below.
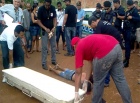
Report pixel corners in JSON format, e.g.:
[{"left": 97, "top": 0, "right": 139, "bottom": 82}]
[
  {"left": 105, "top": 72, "right": 110, "bottom": 84},
  {"left": 56, "top": 26, "right": 65, "bottom": 43},
  {"left": 123, "top": 30, "right": 131, "bottom": 60},
  {"left": 41, "top": 31, "right": 56, "bottom": 65},
  {"left": 25, "top": 30, "right": 31, "bottom": 49},
  {"left": 65, "top": 27, "right": 76, "bottom": 54},
  {"left": 0, "top": 38, "right": 24, "bottom": 69},
  {"left": 76, "top": 25, "right": 83, "bottom": 38},
  {"left": 92, "top": 44, "right": 132, "bottom": 103}
]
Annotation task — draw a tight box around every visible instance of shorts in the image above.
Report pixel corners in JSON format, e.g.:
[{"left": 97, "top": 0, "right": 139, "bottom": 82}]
[
  {"left": 30, "top": 26, "right": 40, "bottom": 36},
  {"left": 59, "top": 69, "right": 75, "bottom": 80}
]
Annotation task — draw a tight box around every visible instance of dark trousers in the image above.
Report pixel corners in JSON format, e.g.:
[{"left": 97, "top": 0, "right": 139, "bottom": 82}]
[
  {"left": 105, "top": 72, "right": 110, "bottom": 84},
  {"left": 123, "top": 30, "right": 131, "bottom": 60},
  {"left": 0, "top": 38, "right": 24, "bottom": 69},
  {"left": 56, "top": 26, "right": 65, "bottom": 43}
]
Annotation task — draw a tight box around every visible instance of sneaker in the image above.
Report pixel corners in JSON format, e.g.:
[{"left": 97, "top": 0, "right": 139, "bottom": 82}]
[
  {"left": 52, "top": 61, "right": 57, "bottom": 65},
  {"left": 42, "top": 64, "right": 47, "bottom": 70},
  {"left": 2, "top": 76, "right": 7, "bottom": 83},
  {"left": 104, "top": 83, "right": 109, "bottom": 87},
  {"left": 64, "top": 53, "right": 73, "bottom": 56}
]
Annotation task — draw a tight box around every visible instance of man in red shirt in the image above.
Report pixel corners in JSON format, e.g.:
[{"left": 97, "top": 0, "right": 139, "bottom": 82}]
[{"left": 72, "top": 35, "right": 132, "bottom": 103}]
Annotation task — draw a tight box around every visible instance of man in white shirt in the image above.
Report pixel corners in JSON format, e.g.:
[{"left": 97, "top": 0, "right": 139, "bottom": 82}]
[
  {"left": 56, "top": 2, "right": 65, "bottom": 53},
  {"left": 0, "top": 23, "right": 25, "bottom": 69}
]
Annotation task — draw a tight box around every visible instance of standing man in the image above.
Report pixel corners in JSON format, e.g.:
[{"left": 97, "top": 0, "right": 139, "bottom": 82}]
[
  {"left": 113, "top": 0, "right": 125, "bottom": 34},
  {"left": 101, "top": 1, "right": 114, "bottom": 24},
  {"left": 0, "top": 23, "right": 25, "bottom": 69},
  {"left": 76, "top": 1, "right": 85, "bottom": 38},
  {"left": 62, "top": 0, "right": 77, "bottom": 56},
  {"left": 38, "top": 0, "right": 57, "bottom": 70},
  {"left": 72, "top": 35, "right": 132, "bottom": 103},
  {"left": 56, "top": 1, "right": 65, "bottom": 53},
  {"left": 92, "top": 3, "right": 102, "bottom": 19},
  {"left": 23, "top": 3, "right": 31, "bottom": 52},
  {"left": 123, "top": 0, "right": 140, "bottom": 67},
  {"left": 0, "top": 0, "right": 23, "bottom": 24}
]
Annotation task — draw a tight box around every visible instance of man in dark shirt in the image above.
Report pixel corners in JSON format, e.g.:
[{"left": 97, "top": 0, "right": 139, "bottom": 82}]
[
  {"left": 101, "top": 1, "right": 114, "bottom": 24},
  {"left": 62, "top": 0, "right": 77, "bottom": 56},
  {"left": 92, "top": 3, "right": 102, "bottom": 19},
  {"left": 38, "top": 0, "right": 57, "bottom": 70},
  {"left": 113, "top": 0, "right": 125, "bottom": 32},
  {"left": 88, "top": 16, "right": 122, "bottom": 87},
  {"left": 123, "top": 0, "right": 140, "bottom": 67}
]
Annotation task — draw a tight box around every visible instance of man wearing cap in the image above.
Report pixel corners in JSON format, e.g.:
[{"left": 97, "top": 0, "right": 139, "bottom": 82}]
[
  {"left": 37, "top": 0, "right": 57, "bottom": 69},
  {"left": 92, "top": 3, "right": 102, "bottom": 19},
  {"left": 0, "top": 23, "right": 25, "bottom": 69},
  {"left": 76, "top": 1, "right": 85, "bottom": 38},
  {"left": 123, "top": 0, "right": 140, "bottom": 67},
  {"left": 62, "top": 0, "right": 77, "bottom": 56},
  {"left": 72, "top": 35, "right": 132, "bottom": 103}
]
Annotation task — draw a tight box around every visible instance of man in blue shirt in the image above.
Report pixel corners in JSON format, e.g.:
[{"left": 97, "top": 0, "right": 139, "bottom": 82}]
[
  {"left": 76, "top": 1, "right": 85, "bottom": 38},
  {"left": 92, "top": 3, "right": 102, "bottom": 19}
]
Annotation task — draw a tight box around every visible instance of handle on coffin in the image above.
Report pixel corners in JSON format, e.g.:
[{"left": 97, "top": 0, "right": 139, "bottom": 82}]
[
  {"left": 6, "top": 78, "right": 14, "bottom": 87},
  {"left": 22, "top": 87, "right": 32, "bottom": 97}
]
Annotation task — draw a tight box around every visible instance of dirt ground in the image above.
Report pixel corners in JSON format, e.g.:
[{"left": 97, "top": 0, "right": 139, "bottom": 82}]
[{"left": 0, "top": 41, "right": 140, "bottom": 103}]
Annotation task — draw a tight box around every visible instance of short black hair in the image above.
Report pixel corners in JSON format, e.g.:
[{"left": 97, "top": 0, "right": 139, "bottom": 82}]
[
  {"left": 104, "top": 1, "right": 111, "bottom": 7},
  {"left": 45, "top": 0, "right": 52, "bottom": 4},
  {"left": 127, "top": 0, "right": 134, "bottom": 6},
  {"left": 134, "top": 1, "right": 138, "bottom": 4},
  {"left": 14, "top": 25, "right": 25, "bottom": 34},
  {"left": 113, "top": 0, "right": 120, "bottom": 4},
  {"left": 57, "top": 1, "right": 61, "bottom": 5},
  {"left": 96, "top": 3, "right": 102, "bottom": 8},
  {"left": 88, "top": 16, "right": 98, "bottom": 25}
]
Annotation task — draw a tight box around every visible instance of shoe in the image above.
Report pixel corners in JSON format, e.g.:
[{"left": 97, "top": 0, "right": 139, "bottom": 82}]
[
  {"left": 104, "top": 83, "right": 109, "bottom": 87},
  {"left": 42, "top": 64, "right": 47, "bottom": 70},
  {"left": 64, "top": 53, "right": 74, "bottom": 56},
  {"left": 2, "top": 76, "right": 7, "bottom": 83},
  {"left": 52, "top": 62, "right": 56, "bottom": 65},
  {"left": 123, "top": 59, "right": 129, "bottom": 68}
]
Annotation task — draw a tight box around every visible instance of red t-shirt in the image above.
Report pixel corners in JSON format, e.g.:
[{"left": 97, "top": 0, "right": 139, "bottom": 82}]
[{"left": 75, "top": 34, "right": 119, "bottom": 69}]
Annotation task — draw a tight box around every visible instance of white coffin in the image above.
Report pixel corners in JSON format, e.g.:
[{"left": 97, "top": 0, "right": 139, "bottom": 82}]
[{"left": 2, "top": 67, "right": 85, "bottom": 103}]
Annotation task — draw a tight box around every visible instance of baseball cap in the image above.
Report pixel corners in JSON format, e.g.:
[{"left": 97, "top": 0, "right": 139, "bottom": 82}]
[
  {"left": 63, "top": 0, "right": 71, "bottom": 2},
  {"left": 127, "top": 0, "right": 134, "bottom": 6},
  {"left": 71, "top": 37, "right": 80, "bottom": 46},
  {"left": 76, "top": 1, "right": 81, "bottom": 6}
]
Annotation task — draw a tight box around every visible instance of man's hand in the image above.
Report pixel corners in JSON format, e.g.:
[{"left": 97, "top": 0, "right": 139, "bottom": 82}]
[
  {"left": 62, "top": 26, "right": 64, "bottom": 32},
  {"left": 82, "top": 80, "right": 88, "bottom": 93},
  {"left": 127, "top": 16, "right": 132, "bottom": 20},
  {"left": 51, "top": 27, "right": 55, "bottom": 33},
  {"left": 9, "top": 63, "right": 13, "bottom": 69},
  {"left": 45, "top": 28, "right": 50, "bottom": 33},
  {"left": 2, "top": 20, "right": 5, "bottom": 25},
  {"left": 74, "top": 92, "right": 81, "bottom": 103}
]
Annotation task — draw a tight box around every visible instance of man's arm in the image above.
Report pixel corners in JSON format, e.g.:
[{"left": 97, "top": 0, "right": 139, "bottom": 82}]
[
  {"left": 75, "top": 67, "right": 82, "bottom": 92},
  {"left": 9, "top": 50, "right": 13, "bottom": 64},
  {"left": 85, "top": 61, "right": 93, "bottom": 80},
  {"left": 62, "top": 14, "right": 68, "bottom": 31}
]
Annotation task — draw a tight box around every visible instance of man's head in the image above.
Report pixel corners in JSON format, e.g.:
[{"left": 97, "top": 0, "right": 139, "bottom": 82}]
[
  {"left": 44, "top": 0, "right": 51, "bottom": 9},
  {"left": 134, "top": 1, "right": 139, "bottom": 8},
  {"left": 57, "top": 2, "right": 62, "bottom": 10},
  {"left": 14, "top": 25, "right": 25, "bottom": 38},
  {"left": 127, "top": 0, "right": 134, "bottom": 10},
  {"left": 113, "top": 0, "right": 120, "bottom": 8},
  {"left": 1, "top": 0, "right": 5, "bottom": 4},
  {"left": 88, "top": 16, "right": 99, "bottom": 28},
  {"left": 33, "top": 0, "right": 39, "bottom": 6},
  {"left": 96, "top": 3, "right": 102, "bottom": 12},
  {"left": 63, "top": 0, "right": 71, "bottom": 6},
  {"left": 76, "top": 1, "right": 81, "bottom": 10},
  {"left": 104, "top": 1, "right": 112, "bottom": 13},
  {"left": 26, "top": 3, "right": 31, "bottom": 11},
  {"left": 13, "top": 0, "right": 21, "bottom": 9}
]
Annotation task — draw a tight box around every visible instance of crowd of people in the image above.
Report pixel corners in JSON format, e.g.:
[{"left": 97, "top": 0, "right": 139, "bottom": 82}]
[{"left": 0, "top": 0, "right": 140, "bottom": 103}]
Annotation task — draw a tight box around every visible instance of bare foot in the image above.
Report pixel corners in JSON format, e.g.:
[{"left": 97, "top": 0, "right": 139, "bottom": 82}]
[{"left": 48, "top": 65, "right": 52, "bottom": 71}]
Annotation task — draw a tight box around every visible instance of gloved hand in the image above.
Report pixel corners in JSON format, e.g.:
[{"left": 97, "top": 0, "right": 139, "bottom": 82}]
[
  {"left": 9, "top": 63, "right": 13, "bottom": 69},
  {"left": 48, "top": 32, "right": 53, "bottom": 39},
  {"left": 82, "top": 80, "right": 88, "bottom": 93},
  {"left": 74, "top": 92, "right": 81, "bottom": 103}
]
